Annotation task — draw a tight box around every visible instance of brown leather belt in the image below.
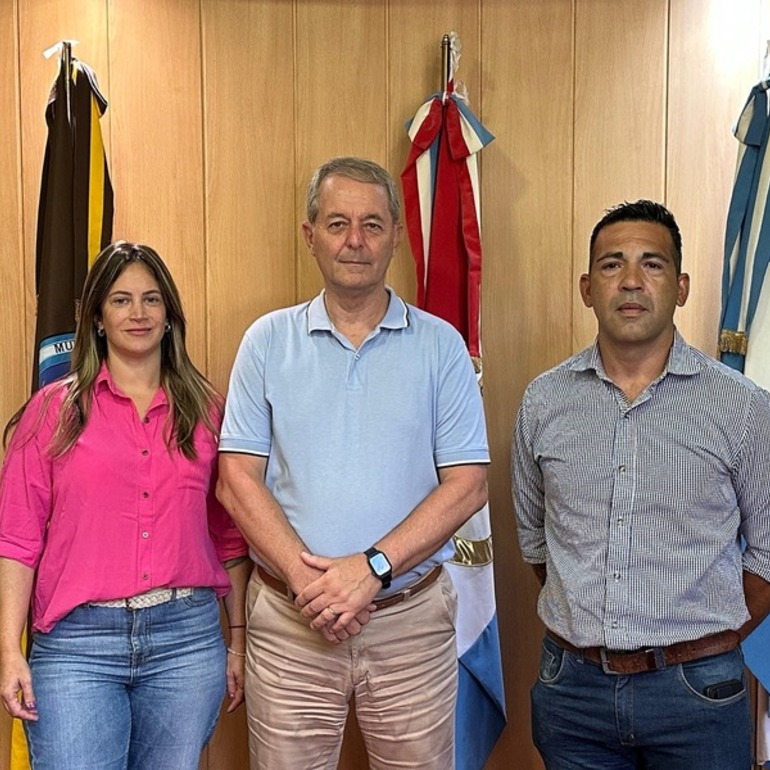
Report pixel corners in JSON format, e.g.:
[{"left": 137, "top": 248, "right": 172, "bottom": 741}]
[
  {"left": 256, "top": 564, "right": 442, "bottom": 611},
  {"left": 546, "top": 629, "right": 740, "bottom": 675}
]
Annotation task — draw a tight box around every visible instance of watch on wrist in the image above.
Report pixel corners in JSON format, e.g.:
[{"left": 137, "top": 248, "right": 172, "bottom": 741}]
[{"left": 364, "top": 547, "right": 392, "bottom": 590}]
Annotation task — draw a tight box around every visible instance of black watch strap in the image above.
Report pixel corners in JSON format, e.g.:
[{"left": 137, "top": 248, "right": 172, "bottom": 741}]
[{"left": 364, "top": 547, "right": 392, "bottom": 590}]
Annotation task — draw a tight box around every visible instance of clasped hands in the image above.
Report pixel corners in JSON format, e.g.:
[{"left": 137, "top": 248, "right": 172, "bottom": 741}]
[{"left": 294, "top": 551, "right": 380, "bottom": 644}]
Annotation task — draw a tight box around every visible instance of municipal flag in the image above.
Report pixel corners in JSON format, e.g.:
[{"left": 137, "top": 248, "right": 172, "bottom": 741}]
[{"left": 33, "top": 51, "right": 113, "bottom": 389}]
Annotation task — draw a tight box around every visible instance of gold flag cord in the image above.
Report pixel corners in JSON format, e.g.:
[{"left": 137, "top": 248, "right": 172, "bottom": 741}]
[
  {"left": 451, "top": 534, "right": 494, "bottom": 567},
  {"left": 719, "top": 329, "right": 748, "bottom": 356}
]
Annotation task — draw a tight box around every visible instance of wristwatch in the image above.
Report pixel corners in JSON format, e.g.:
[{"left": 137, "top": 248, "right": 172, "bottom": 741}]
[{"left": 364, "top": 547, "right": 392, "bottom": 590}]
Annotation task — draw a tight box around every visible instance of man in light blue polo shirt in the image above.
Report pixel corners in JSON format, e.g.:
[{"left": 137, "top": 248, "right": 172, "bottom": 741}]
[{"left": 217, "top": 157, "right": 489, "bottom": 770}]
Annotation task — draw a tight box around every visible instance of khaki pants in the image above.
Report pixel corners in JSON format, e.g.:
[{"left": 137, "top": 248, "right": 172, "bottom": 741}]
[{"left": 244, "top": 567, "right": 458, "bottom": 770}]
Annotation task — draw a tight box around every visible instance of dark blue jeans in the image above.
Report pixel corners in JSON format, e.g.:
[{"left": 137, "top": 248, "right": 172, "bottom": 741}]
[
  {"left": 532, "top": 635, "right": 752, "bottom": 769},
  {"left": 26, "top": 588, "right": 225, "bottom": 770}
]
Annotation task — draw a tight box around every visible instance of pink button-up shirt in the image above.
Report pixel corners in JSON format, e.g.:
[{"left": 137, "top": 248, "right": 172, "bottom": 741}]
[{"left": 0, "top": 366, "right": 247, "bottom": 632}]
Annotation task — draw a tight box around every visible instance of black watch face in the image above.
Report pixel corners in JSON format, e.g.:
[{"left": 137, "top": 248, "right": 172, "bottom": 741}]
[{"left": 369, "top": 552, "right": 391, "bottom": 577}]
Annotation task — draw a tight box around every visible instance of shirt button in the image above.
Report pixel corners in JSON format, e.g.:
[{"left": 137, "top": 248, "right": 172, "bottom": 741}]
[
  {"left": 141, "top": 573, "right": 149, "bottom": 580},
  {"left": 611, "top": 620, "right": 618, "bottom": 629},
  {"left": 141, "top": 531, "right": 149, "bottom": 539},
  {"left": 617, "top": 516, "right": 624, "bottom": 523},
  {"left": 618, "top": 465, "right": 626, "bottom": 473},
  {"left": 141, "top": 449, "right": 149, "bottom": 456},
  {"left": 142, "top": 491, "right": 149, "bottom": 498},
  {"left": 144, "top": 416, "right": 150, "bottom": 424},
  {"left": 613, "top": 572, "right": 621, "bottom": 581}
]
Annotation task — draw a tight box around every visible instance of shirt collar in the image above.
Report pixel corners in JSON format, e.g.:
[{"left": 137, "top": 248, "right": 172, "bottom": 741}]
[
  {"left": 94, "top": 362, "right": 116, "bottom": 393},
  {"left": 569, "top": 329, "right": 701, "bottom": 380},
  {"left": 94, "top": 361, "right": 168, "bottom": 406},
  {"left": 306, "top": 286, "right": 409, "bottom": 334}
]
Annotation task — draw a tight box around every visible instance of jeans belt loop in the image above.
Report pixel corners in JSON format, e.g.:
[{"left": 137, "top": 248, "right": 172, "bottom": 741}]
[{"left": 651, "top": 647, "right": 666, "bottom": 669}]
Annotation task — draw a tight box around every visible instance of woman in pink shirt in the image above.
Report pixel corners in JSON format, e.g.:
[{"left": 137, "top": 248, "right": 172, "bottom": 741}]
[{"left": 0, "top": 242, "right": 250, "bottom": 770}]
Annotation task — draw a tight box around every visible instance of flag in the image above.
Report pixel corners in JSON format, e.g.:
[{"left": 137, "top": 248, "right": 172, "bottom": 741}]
[
  {"left": 401, "top": 32, "right": 505, "bottom": 770},
  {"left": 401, "top": 71, "right": 494, "bottom": 363},
  {"left": 33, "top": 48, "right": 114, "bottom": 389},
  {"left": 10, "top": 47, "right": 113, "bottom": 770},
  {"left": 719, "top": 74, "right": 770, "bottom": 764},
  {"left": 447, "top": 508, "right": 506, "bottom": 769}
]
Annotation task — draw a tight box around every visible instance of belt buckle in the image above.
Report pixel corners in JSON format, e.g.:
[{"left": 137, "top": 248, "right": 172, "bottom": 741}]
[
  {"left": 599, "top": 648, "right": 620, "bottom": 675},
  {"left": 600, "top": 646, "right": 666, "bottom": 674}
]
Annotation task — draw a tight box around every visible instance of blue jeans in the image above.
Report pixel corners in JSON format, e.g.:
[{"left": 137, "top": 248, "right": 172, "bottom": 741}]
[
  {"left": 532, "top": 635, "right": 752, "bottom": 769},
  {"left": 26, "top": 588, "right": 226, "bottom": 770}
]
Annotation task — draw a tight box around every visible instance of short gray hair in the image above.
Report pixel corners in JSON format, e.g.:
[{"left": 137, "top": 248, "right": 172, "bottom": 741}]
[{"left": 305, "top": 157, "right": 401, "bottom": 224}]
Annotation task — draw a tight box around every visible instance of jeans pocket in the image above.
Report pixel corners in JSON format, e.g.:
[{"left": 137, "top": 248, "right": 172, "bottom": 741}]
[
  {"left": 538, "top": 638, "right": 566, "bottom": 684},
  {"left": 678, "top": 649, "right": 747, "bottom": 704}
]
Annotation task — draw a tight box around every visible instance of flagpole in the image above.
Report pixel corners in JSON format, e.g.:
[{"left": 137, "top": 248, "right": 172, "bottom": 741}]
[
  {"left": 441, "top": 34, "right": 450, "bottom": 93},
  {"left": 61, "top": 41, "right": 72, "bottom": 129}
]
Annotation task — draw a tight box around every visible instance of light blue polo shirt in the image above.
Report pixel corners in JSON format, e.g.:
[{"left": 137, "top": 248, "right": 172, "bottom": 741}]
[{"left": 220, "top": 287, "right": 490, "bottom": 592}]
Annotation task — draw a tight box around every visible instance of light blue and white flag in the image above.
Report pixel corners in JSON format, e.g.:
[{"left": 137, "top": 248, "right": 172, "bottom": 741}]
[
  {"left": 401, "top": 32, "right": 505, "bottom": 769},
  {"left": 446, "top": 505, "right": 506, "bottom": 770},
  {"left": 719, "top": 77, "right": 770, "bottom": 373},
  {"left": 720, "top": 74, "right": 770, "bottom": 765}
]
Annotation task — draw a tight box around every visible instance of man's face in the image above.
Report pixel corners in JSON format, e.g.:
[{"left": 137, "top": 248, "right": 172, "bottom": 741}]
[
  {"left": 579, "top": 220, "right": 689, "bottom": 350},
  {"left": 302, "top": 175, "right": 402, "bottom": 297}
]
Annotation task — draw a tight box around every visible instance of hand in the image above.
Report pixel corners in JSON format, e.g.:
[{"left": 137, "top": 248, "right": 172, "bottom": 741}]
[
  {"left": 0, "top": 649, "right": 38, "bottom": 721},
  {"left": 295, "top": 552, "right": 379, "bottom": 638},
  {"left": 225, "top": 648, "right": 245, "bottom": 712},
  {"left": 284, "top": 559, "right": 356, "bottom": 644}
]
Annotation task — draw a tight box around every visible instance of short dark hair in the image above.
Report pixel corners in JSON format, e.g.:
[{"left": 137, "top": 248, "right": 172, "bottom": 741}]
[
  {"left": 306, "top": 157, "right": 401, "bottom": 224},
  {"left": 589, "top": 200, "right": 682, "bottom": 274}
]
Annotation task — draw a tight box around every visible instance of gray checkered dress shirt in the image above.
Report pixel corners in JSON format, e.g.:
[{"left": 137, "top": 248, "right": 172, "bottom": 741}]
[{"left": 513, "top": 331, "right": 770, "bottom": 650}]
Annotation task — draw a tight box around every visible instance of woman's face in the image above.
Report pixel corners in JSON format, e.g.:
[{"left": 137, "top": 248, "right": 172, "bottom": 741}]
[{"left": 97, "top": 262, "right": 167, "bottom": 365}]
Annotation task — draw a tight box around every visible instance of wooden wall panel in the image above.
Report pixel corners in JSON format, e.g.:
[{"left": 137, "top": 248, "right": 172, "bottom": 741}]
[
  {"left": 667, "top": 0, "right": 762, "bottom": 355},
  {"left": 294, "top": 1, "right": 389, "bottom": 301},
  {"left": 482, "top": 1, "right": 574, "bottom": 767},
  {"left": 1, "top": 2, "right": 767, "bottom": 769},
  {"left": 386, "top": 1, "right": 481, "bottom": 302},
  {"left": 108, "top": 0, "right": 207, "bottom": 369},
  {"left": 572, "top": 0, "right": 668, "bottom": 351},
  {"left": 199, "top": 1, "right": 295, "bottom": 765},
  {"left": 202, "top": 0, "right": 296, "bottom": 395},
  {"left": 0, "top": 0, "right": 26, "bottom": 428}
]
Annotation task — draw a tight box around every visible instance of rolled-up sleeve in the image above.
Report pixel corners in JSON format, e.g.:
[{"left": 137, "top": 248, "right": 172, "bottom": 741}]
[
  {"left": 0, "top": 391, "right": 58, "bottom": 568},
  {"left": 206, "top": 464, "right": 248, "bottom": 563}
]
